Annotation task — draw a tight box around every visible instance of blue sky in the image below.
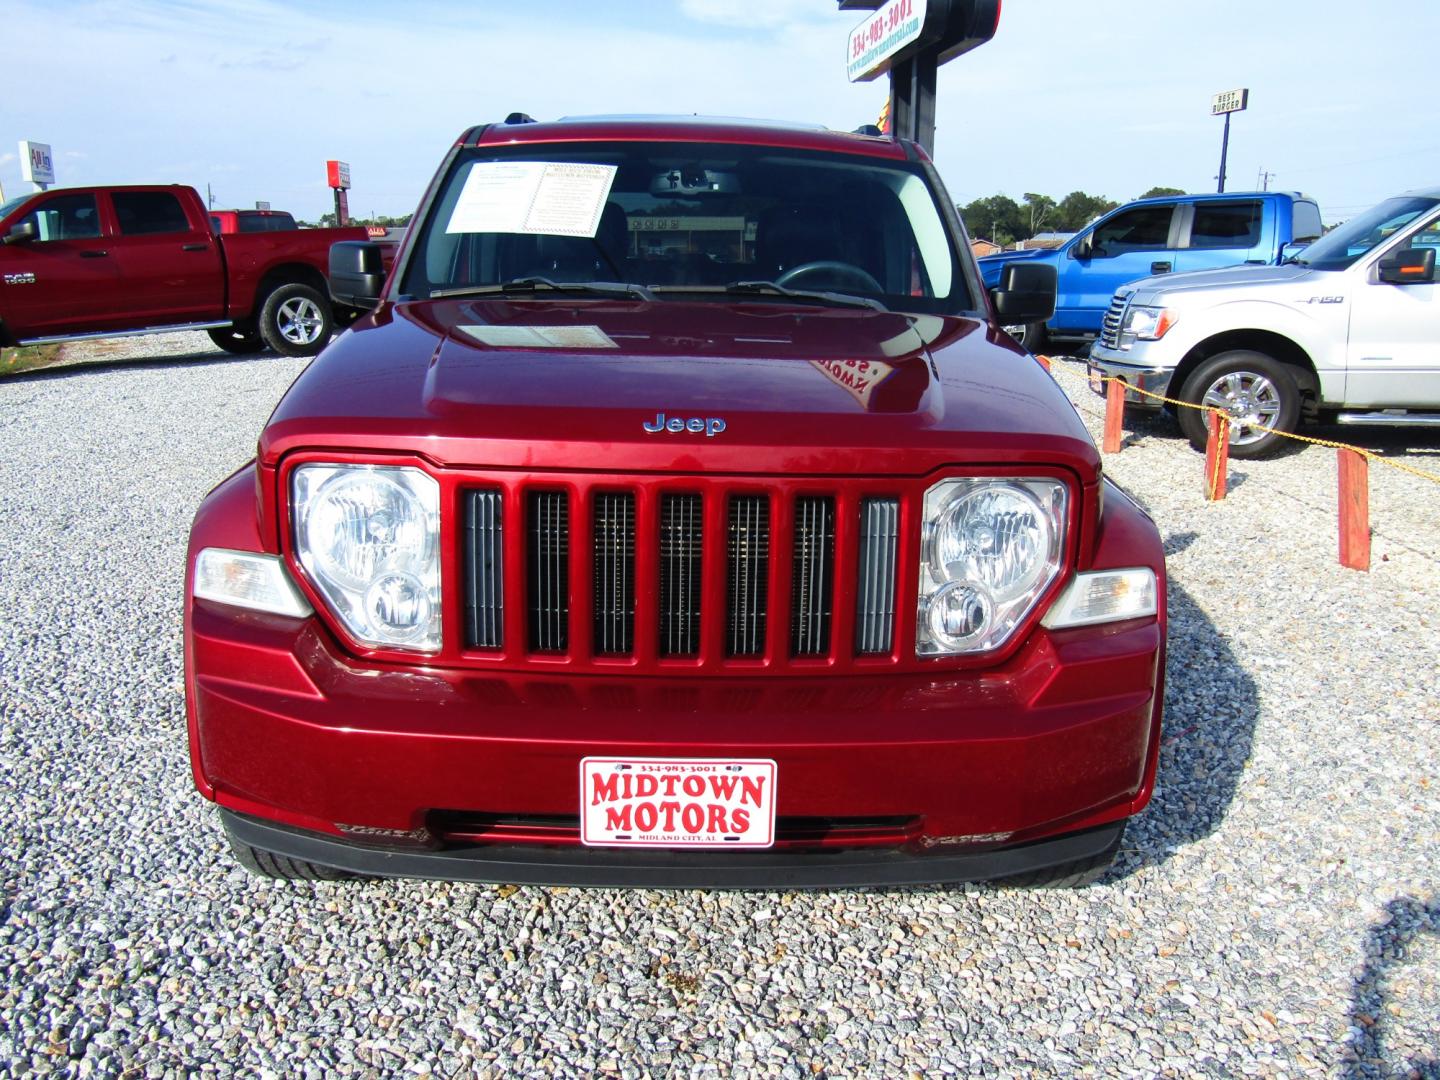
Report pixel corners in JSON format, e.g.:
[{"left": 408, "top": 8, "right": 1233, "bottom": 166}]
[{"left": 3, "top": 0, "right": 1438, "bottom": 225}]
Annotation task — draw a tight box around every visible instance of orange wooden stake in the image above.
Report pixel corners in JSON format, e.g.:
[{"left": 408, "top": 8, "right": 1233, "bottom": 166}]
[
  {"left": 1338, "top": 447, "right": 1371, "bottom": 571},
  {"left": 1204, "top": 411, "right": 1229, "bottom": 501},
  {"left": 1034, "top": 353, "right": 1052, "bottom": 373},
  {"left": 1102, "top": 379, "right": 1125, "bottom": 453}
]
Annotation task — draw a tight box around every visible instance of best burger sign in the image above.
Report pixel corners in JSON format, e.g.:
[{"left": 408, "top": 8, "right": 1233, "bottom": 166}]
[{"left": 582, "top": 757, "right": 777, "bottom": 847}]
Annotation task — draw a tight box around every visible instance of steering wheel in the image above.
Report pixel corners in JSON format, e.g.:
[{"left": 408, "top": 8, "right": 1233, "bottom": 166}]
[{"left": 774, "top": 260, "right": 884, "bottom": 293}]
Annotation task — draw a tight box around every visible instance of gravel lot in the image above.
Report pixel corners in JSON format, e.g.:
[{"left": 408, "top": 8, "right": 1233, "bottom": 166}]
[{"left": 2, "top": 333, "right": 1437, "bottom": 1078}]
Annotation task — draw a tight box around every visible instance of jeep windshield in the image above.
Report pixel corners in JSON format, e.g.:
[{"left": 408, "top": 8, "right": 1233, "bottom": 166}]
[
  {"left": 401, "top": 142, "right": 971, "bottom": 315},
  {"left": 1293, "top": 195, "right": 1440, "bottom": 271}
]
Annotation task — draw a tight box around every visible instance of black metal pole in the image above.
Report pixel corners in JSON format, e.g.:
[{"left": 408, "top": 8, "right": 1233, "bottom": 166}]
[
  {"left": 1217, "top": 111, "right": 1231, "bottom": 194},
  {"left": 888, "top": 50, "right": 938, "bottom": 154}
]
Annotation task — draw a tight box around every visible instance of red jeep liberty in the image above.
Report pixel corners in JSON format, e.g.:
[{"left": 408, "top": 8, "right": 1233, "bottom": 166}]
[{"left": 185, "top": 115, "right": 1165, "bottom": 888}]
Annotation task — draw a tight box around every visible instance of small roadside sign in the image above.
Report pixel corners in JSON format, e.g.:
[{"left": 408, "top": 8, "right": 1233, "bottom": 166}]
[
  {"left": 19, "top": 141, "right": 55, "bottom": 187},
  {"left": 1211, "top": 88, "right": 1249, "bottom": 115}
]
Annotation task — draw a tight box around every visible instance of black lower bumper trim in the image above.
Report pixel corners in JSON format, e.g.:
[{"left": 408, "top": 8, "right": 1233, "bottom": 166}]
[{"left": 221, "top": 810, "right": 1126, "bottom": 889}]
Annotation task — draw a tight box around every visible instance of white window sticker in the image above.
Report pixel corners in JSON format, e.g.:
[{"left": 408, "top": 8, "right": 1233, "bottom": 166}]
[
  {"left": 446, "top": 161, "right": 618, "bottom": 238},
  {"left": 459, "top": 325, "right": 618, "bottom": 349}
]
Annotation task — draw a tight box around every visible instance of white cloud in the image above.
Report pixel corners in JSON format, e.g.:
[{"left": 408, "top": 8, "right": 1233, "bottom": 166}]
[{"left": 0, "top": 153, "right": 15, "bottom": 167}]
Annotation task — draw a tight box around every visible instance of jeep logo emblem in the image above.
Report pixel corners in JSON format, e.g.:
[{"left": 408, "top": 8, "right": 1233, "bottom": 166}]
[{"left": 643, "top": 412, "right": 726, "bottom": 437}]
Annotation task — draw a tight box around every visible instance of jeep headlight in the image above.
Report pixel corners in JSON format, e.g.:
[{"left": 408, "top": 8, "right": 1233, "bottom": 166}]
[
  {"left": 1121, "top": 305, "right": 1177, "bottom": 341},
  {"left": 292, "top": 464, "right": 441, "bottom": 651},
  {"left": 917, "top": 479, "right": 1066, "bottom": 655}
]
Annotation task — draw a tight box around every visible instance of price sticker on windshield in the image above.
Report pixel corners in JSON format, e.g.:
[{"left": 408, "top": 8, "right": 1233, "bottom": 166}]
[{"left": 446, "top": 161, "right": 617, "bottom": 238}]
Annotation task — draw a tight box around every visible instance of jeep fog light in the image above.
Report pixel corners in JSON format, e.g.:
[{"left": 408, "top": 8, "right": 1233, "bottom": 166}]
[
  {"left": 194, "top": 548, "right": 312, "bottom": 618},
  {"left": 1042, "top": 568, "right": 1157, "bottom": 629},
  {"left": 917, "top": 479, "right": 1066, "bottom": 656},
  {"left": 292, "top": 464, "right": 441, "bottom": 651}
]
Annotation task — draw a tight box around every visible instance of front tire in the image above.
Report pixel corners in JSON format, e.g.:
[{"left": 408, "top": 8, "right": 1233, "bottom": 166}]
[
  {"left": 1003, "top": 321, "right": 1049, "bottom": 354},
  {"left": 1177, "top": 350, "right": 1301, "bottom": 459},
  {"left": 258, "top": 282, "right": 334, "bottom": 358},
  {"left": 207, "top": 325, "right": 266, "bottom": 355}
]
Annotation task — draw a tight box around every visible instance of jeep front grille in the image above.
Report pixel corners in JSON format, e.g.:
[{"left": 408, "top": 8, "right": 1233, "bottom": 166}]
[{"left": 461, "top": 478, "right": 907, "bottom": 669}]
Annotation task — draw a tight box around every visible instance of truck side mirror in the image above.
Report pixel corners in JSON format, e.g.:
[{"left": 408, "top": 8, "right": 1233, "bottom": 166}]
[
  {"left": 2, "top": 222, "right": 37, "bottom": 246},
  {"left": 991, "top": 261, "right": 1057, "bottom": 323},
  {"left": 1377, "top": 247, "right": 1435, "bottom": 285},
  {"left": 1070, "top": 235, "right": 1091, "bottom": 261},
  {"left": 329, "top": 241, "right": 385, "bottom": 310}
]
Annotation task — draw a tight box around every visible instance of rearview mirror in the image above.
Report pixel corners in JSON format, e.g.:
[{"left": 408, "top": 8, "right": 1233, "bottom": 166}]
[
  {"left": 329, "top": 241, "right": 385, "bottom": 310},
  {"left": 1378, "top": 247, "right": 1435, "bottom": 284},
  {"left": 3, "top": 222, "right": 37, "bottom": 246},
  {"left": 991, "top": 262, "right": 1057, "bottom": 323}
]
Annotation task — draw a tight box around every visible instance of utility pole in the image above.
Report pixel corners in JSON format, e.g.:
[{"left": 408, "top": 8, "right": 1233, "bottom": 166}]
[
  {"left": 1257, "top": 168, "right": 1274, "bottom": 192},
  {"left": 206, "top": 183, "right": 214, "bottom": 210}
]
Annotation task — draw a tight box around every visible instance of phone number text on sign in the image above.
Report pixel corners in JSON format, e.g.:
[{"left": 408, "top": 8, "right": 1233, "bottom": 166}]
[{"left": 847, "top": 0, "right": 927, "bottom": 81}]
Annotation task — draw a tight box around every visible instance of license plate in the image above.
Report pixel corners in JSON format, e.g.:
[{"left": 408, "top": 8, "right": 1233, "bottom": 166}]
[
  {"left": 1088, "top": 363, "right": 1105, "bottom": 395},
  {"left": 580, "top": 757, "right": 777, "bottom": 848}
]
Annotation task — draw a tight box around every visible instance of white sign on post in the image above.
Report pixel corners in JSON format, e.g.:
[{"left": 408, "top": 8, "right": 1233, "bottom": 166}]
[
  {"left": 847, "top": 0, "right": 928, "bottom": 82},
  {"left": 19, "top": 141, "right": 55, "bottom": 186},
  {"left": 1211, "top": 88, "right": 1249, "bottom": 115}
]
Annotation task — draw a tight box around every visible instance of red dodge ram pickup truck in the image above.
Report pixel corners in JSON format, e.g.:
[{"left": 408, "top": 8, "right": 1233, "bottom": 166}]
[
  {"left": 185, "top": 116, "right": 1166, "bottom": 888},
  {"left": 0, "top": 185, "right": 367, "bottom": 357}
]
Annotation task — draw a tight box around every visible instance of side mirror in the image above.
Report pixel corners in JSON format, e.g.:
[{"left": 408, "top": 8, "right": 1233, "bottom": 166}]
[
  {"left": 329, "top": 241, "right": 385, "bottom": 309},
  {"left": 991, "top": 261, "right": 1057, "bottom": 323},
  {"left": 1279, "top": 241, "right": 1309, "bottom": 264},
  {"left": 1378, "top": 247, "right": 1435, "bottom": 285},
  {"left": 3, "top": 222, "right": 37, "bottom": 246},
  {"left": 1070, "top": 235, "right": 1091, "bottom": 261}
]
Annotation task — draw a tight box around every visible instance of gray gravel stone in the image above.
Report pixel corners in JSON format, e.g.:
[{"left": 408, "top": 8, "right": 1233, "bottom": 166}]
[{"left": 0, "top": 336, "right": 1436, "bottom": 1077}]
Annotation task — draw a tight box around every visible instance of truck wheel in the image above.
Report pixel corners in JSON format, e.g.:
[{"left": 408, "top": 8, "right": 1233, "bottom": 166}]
[
  {"left": 207, "top": 326, "right": 266, "bottom": 355},
  {"left": 1003, "top": 321, "right": 1049, "bottom": 354},
  {"left": 259, "top": 282, "right": 333, "bottom": 358},
  {"left": 993, "top": 825, "right": 1123, "bottom": 889},
  {"left": 1177, "top": 351, "right": 1301, "bottom": 459},
  {"left": 225, "top": 826, "right": 351, "bottom": 881}
]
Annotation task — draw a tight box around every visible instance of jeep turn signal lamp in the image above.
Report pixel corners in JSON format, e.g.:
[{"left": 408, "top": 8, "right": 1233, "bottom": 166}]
[
  {"left": 194, "top": 549, "right": 312, "bottom": 618},
  {"left": 1042, "top": 568, "right": 1158, "bottom": 629}
]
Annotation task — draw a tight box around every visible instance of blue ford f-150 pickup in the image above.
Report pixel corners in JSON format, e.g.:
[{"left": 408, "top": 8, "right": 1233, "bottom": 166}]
[{"left": 976, "top": 191, "right": 1324, "bottom": 352}]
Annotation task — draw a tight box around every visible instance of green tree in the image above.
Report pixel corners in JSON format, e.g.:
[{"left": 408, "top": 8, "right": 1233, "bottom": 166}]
[
  {"left": 1139, "top": 186, "right": 1186, "bottom": 199},
  {"left": 958, "top": 194, "right": 1024, "bottom": 246},
  {"left": 1023, "top": 192, "right": 1057, "bottom": 236},
  {"left": 1053, "top": 191, "right": 1119, "bottom": 232}
]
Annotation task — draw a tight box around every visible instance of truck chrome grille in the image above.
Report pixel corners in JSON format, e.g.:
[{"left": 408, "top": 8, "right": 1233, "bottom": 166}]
[
  {"left": 1100, "top": 292, "right": 1129, "bottom": 350},
  {"left": 726, "top": 495, "right": 770, "bottom": 657},
  {"left": 526, "top": 491, "right": 569, "bottom": 652},
  {"left": 855, "top": 498, "right": 899, "bottom": 654},
  {"left": 461, "top": 479, "right": 909, "bottom": 667},
  {"left": 592, "top": 493, "right": 635, "bottom": 656},
  {"left": 659, "top": 494, "right": 703, "bottom": 657}
]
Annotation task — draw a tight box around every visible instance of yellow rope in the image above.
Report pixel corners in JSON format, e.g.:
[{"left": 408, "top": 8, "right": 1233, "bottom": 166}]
[{"left": 1037, "top": 358, "right": 1440, "bottom": 486}]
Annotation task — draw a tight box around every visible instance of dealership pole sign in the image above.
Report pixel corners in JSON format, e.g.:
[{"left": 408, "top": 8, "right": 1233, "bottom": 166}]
[
  {"left": 1210, "top": 88, "right": 1248, "bottom": 193},
  {"left": 19, "top": 140, "right": 55, "bottom": 191},
  {"left": 326, "top": 159, "right": 351, "bottom": 226}
]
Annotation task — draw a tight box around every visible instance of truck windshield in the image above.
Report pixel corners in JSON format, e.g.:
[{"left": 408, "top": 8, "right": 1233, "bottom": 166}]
[
  {"left": 1295, "top": 195, "right": 1439, "bottom": 271},
  {"left": 402, "top": 142, "right": 970, "bottom": 314}
]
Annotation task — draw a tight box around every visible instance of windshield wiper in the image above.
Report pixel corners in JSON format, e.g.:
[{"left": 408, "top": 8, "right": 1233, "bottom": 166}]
[
  {"left": 431, "top": 276, "right": 655, "bottom": 301},
  {"left": 651, "top": 280, "right": 886, "bottom": 311}
]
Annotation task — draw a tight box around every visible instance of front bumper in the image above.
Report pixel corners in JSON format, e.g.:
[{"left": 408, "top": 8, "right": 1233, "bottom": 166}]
[
  {"left": 188, "top": 598, "right": 1163, "bottom": 886},
  {"left": 223, "top": 808, "right": 1126, "bottom": 889},
  {"left": 1086, "top": 344, "right": 1177, "bottom": 410}
]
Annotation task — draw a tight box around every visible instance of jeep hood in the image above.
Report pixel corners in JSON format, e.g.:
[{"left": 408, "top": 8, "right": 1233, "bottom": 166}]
[{"left": 261, "top": 298, "right": 1099, "bottom": 480}]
